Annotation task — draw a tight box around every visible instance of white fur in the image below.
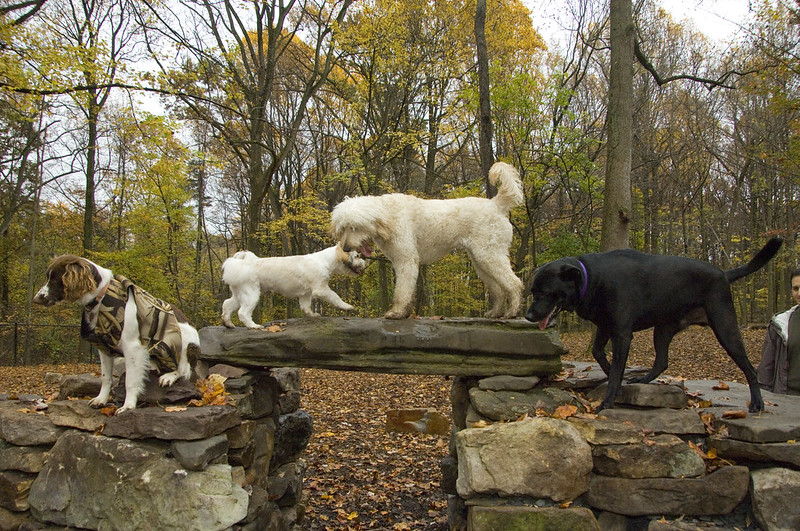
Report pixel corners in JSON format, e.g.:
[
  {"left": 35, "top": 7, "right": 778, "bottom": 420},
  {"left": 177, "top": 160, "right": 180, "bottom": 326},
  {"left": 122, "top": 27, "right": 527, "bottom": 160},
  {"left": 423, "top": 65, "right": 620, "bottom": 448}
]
[
  {"left": 220, "top": 245, "right": 365, "bottom": 328},
  {"left": 330, "top": 161, "right": 525, "bottom": 319},
  {"left": 34, "top": 257, "right": 197, "bottom": 415}
]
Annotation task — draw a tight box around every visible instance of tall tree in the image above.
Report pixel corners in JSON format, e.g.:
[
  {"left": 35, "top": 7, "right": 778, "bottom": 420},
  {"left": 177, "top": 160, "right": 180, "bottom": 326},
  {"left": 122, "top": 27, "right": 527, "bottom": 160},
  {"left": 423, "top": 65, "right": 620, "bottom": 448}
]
[
  {"left": 475, "top": 0, "right": 494, "bottom": 195},
  {"left": 601, "top": 0, "right": 633, "bottom": 251}
]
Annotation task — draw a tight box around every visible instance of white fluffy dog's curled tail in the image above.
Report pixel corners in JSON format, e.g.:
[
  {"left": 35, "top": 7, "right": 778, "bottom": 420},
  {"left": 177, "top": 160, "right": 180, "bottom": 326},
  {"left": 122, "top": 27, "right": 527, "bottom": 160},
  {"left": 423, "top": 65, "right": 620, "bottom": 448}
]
[
  {"left": 331, "top": 161, "right": 525, "bottom": 319},
  {"left": 488, "top": 161, "right": 524, "bottom": 214}
]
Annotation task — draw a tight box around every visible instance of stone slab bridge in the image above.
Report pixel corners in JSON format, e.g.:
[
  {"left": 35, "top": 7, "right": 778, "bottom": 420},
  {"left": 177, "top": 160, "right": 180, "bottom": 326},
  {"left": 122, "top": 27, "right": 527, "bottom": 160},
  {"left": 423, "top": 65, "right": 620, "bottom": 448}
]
[{"left": 198, "top": 316, "right": 565, "bottom": 376}]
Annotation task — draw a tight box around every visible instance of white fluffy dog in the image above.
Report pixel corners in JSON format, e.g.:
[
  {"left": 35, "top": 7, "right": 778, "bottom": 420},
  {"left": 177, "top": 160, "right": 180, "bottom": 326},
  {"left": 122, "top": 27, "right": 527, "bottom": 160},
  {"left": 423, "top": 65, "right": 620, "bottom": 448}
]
[
  {"left": 221, "top": 245, "right": 366, "bottom": 328},
  {"left": 330, "top": 161, "right": 524, "bottom": 319}
]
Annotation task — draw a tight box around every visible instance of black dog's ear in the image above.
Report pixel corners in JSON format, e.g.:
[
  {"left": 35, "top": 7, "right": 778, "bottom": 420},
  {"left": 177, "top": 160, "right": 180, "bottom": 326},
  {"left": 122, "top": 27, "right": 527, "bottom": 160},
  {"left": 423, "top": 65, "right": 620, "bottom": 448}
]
[{"left": 558, "top": 263, "right": 582, "bottom": 284}]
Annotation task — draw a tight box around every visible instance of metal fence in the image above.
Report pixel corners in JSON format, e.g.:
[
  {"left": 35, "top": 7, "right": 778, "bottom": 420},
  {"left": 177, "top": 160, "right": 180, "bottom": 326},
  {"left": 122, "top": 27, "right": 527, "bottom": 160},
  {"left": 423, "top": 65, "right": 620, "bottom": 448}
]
[{"left": 0, "top": 322, "right": 97, "bottom": 366}]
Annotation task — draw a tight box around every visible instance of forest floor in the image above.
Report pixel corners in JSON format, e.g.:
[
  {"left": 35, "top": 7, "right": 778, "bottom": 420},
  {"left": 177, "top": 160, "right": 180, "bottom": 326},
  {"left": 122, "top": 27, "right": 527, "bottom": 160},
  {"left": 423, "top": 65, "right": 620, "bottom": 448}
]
[{"left": 0, "top": 327, "right": 767, "bottom": 530}]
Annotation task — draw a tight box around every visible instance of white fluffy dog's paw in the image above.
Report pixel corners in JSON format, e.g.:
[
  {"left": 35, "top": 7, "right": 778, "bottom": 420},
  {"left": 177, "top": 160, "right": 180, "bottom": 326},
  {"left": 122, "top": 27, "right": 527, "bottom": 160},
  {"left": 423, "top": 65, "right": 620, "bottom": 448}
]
[
  {"left": 342, "top": 304, "right": 355, "bottom": 311},
  {"left": 115, "top": 404, "right": 136, "bottom": 415},
  {"left": 158, "top": 371, "right": 180, "bottom": 387},
  {"left": 88, "top": 397, "right": 108, "bottom": 408},
  {"left": 245, "top": 324, "right": 265, "bottom": 330}
]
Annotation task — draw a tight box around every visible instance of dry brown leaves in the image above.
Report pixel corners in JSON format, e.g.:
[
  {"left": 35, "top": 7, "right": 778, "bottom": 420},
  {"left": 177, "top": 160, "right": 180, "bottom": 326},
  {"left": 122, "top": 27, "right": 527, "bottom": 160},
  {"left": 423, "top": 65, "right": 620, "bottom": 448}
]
[
  {"left": 300, "top": 369, "right": 451, "bottom": 531},
  {"left": 560, "top": 327, "right": 766, "bottom": 383}
]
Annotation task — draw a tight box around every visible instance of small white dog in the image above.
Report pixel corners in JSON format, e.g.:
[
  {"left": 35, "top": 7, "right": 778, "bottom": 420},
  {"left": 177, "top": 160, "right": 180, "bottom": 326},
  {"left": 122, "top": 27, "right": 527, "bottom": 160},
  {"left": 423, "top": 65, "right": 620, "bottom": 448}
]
[
  {"left": 220, "top": 244, "right": 366, "bottom": 328},
  {"left": 330, "top": 161, "right": 525, "bottom": 319},
  {"left": 33, "top": 255, "right": 199, "bottom": 414}
]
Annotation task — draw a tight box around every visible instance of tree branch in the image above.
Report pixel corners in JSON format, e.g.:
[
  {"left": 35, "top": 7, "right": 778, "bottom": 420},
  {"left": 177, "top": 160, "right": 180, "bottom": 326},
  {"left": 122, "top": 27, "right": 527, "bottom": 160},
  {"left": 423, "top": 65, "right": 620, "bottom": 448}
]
[{"left": 633, "top": 37, "right": 757, "bottom": 90}]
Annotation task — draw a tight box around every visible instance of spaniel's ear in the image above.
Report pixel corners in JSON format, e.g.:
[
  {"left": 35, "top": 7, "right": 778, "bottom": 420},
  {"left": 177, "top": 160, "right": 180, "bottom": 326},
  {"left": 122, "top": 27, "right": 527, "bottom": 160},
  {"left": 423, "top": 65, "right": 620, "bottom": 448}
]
[{"left": 62, "top": 260, "right": 97, "bottom": 301}]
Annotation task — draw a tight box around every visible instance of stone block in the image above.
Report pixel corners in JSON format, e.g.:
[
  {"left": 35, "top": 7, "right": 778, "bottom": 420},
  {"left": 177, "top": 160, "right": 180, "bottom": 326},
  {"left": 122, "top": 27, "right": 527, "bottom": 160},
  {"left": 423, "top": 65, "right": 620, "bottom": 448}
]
[
  {"left": 171, "top": 434, "right": 230, "bottom": 471},
  {"left": 0, "top": 441, "right": 48, "bottom": 474},
  {"left": 385, "top": 408, "right": 449, "bottom": 435},
  {"left": 469, "top": 387, "right": 581, "bottom": 421},
  {"left": 0, "top": 403, "right": 63, "bottom": 446},
  {"left": 586, "top": 466, "right": 749, "bottom": 516},
  {"left": 0, "top": 471, "right": 34, "bottom": 512},
  {"left": 57, "top": 374, "right": 101, "bottom": 400},
  {"left": 591, "top": 434, "right": 705, "bottom": 479},
  {"left": 456, "top": 417, "right": 592, "bottom": 502},
  {"left": 468, "top": 505, "right": 600, "bottom": 531},
  {"left": 47, "top": 399, "right": 106, "bottom": 432},
  {"left": 751, "top": 467, "right": 800, "bottom": 531},
  {"left": 102, "top": 405, "right": 241, "bottom": 440},
  {"left": 599, "top": 408, "right": 705, "bottom": 436}
]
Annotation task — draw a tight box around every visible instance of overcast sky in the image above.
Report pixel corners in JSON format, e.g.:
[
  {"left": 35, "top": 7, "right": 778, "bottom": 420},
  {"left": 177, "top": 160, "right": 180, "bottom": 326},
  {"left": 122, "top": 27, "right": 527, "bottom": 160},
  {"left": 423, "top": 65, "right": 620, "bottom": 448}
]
[{"left": 526, "top": 0, "right": 756, "bottom": 45}]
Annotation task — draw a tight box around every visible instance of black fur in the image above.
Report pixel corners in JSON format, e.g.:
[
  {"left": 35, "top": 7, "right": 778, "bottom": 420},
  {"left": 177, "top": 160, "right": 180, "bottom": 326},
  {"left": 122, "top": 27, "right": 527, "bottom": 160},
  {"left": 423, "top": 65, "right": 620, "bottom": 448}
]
[{"left": 525, "top": 238, "right": 783, "bottom": 412}]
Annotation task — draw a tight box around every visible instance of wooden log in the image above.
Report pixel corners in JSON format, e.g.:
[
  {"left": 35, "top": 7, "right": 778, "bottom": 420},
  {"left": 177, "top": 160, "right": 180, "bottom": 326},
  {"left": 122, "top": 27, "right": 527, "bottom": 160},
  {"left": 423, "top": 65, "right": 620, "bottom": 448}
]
[{"left": 199, "top": 317, "right": 564, "bottom": 377}]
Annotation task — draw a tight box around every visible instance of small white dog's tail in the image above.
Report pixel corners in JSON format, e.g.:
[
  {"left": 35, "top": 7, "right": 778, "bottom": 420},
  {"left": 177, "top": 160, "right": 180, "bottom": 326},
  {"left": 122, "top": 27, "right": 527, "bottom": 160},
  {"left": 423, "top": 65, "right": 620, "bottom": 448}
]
[
  {"left": 489, "top": 161, "right": 524, "bottom": 213},
  {"left": 221, "top": 250, "right": 258, "bottom": 279}
]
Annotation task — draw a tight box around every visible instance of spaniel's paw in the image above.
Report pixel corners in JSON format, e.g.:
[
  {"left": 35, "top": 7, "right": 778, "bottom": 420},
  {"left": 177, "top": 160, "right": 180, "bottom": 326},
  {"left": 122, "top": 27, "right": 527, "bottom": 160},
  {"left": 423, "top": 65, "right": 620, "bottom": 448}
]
[{"left": 158, "top": 372, "right": 180, "bottom": 387}]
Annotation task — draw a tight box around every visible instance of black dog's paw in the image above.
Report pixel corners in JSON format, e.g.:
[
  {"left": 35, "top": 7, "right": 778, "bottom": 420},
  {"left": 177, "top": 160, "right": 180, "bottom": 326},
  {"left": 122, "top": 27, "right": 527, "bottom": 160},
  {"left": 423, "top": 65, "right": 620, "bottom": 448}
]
[{"left": 748, "top": 400, "right": 765, "bottom": 413}]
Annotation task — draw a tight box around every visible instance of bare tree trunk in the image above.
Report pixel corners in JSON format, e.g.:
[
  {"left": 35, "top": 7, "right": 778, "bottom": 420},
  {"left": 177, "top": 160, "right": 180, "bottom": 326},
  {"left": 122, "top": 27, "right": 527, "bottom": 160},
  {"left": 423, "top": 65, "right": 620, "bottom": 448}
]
[
  {"left": 83, "top": 95, "right": 99, "bottom": 252},
  {"left": 475, "top": 0, "right": 495, "bottom": 197},
  {"left": 601, "top": 0, "right": 634, "bottom": 251}
]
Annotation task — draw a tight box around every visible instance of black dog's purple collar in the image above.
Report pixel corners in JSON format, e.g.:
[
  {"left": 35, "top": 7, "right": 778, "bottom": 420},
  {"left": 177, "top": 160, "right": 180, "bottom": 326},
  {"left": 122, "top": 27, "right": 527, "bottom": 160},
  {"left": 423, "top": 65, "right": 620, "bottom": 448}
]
[{"left": 577, "top": 259, "right": 588, "bottom": 300}]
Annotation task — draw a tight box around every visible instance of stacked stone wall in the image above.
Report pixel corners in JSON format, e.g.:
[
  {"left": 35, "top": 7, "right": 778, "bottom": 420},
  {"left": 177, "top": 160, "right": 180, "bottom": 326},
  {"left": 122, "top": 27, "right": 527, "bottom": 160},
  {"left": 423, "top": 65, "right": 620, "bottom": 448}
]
[
  {"left": 0, "top": 363, "right": 310, "bottom": 531},
  {"left": 443, "top": 362, "right": 800, "bottom": 530}
]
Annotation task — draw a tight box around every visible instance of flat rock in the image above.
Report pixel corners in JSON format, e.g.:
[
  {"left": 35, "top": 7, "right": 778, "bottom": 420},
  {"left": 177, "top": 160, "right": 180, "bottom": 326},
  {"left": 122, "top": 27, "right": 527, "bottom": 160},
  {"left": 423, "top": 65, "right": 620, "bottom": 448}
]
[
  {"left": 171, "top": 434, "right": 229, "bottom": 471},
  {"left": 0, "top": 402, "right": 63, "bottom": 446},
  {"left": 102, "top": 405, "right": 241, "bottom": 440},
  {"left": 226, "top": 420, "right": 256, "bottom": 450},
  {"left": 709, "top": 436, "right": 800, "bottom": 467},
  {"left": 199, "top": 318, "right": 564, "bottom": 376},
  {"left": 586, "top": 466, "right": 750, "bottom": 516},
  {"left": 592, "top": 434, "right": 706, "bottom": 479},
  {"left": 477, "top": 375, "right": 540, "bottom": 391},
  {"left": 468, "top": 506, "right": 600, "bottom": 531},
  {"left": 0, "top": 441, "right": 48, "bottom": 474},
  {"left": 750, "top": 467, "right": 800, "bottom": 531},
  {"left": 567, "top": 417, "right": 644, "bottom": 445},
  {"left": 208, "top": 364, "right": 248, "bottom": 379},
  {"left": 589, "top": 382, "right": 688, "bottom": 409},
  {"left": 469, "top": 387, "right": 580, "bottom": 421},
  {"left": 550, "top": 362, "right": 649, "bottom": 390},
  {"left": 599, "top": 408, "right": 706, "bottom": 436},
  {"left": 47, "top": 400, "right": 106, "bottom": 432},
  {"left": 112, "top": 373, "right": 201, "bottom": 406},
  {"left": 386, "top": 408, "right": 450, "bottom": 435},
  {"left": 57, "top": 373, "right": 101, "bottom": 400},
  {"left": 712, "top": 412, "right": 800, "bottom": 444}
]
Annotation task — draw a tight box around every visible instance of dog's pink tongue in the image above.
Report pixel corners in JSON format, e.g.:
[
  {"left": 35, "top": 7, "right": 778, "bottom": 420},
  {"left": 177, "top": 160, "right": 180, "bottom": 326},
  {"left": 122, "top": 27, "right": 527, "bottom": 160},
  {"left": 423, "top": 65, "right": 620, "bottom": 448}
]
[
  {"left": 538, "top": 317, "right": 549, "bottom": 331},
  {"left": 360, "top": 244, "right": 373, "bottom": 257}
]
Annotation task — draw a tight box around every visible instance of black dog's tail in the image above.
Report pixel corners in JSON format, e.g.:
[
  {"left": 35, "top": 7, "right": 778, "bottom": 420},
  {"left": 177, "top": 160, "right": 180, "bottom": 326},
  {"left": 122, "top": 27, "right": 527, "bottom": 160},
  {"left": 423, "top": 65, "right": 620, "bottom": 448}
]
[{"left": 725, "top": 237, "right": 783, "bottom": 283}]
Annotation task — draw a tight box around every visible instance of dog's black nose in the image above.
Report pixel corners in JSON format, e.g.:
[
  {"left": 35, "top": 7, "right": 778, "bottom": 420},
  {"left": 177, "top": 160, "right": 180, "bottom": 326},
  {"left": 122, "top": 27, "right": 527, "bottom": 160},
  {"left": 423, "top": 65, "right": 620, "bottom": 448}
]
[{"left": 342, "top": 245, "right": 352, "bottom": 252}]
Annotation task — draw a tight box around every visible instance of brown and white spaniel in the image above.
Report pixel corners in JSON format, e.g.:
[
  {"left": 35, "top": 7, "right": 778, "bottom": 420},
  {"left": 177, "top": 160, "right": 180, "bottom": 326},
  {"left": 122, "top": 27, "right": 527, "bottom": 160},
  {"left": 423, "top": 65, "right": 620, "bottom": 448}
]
[{"left": 33, "top": 255, "right": 199, "bottom": 414}]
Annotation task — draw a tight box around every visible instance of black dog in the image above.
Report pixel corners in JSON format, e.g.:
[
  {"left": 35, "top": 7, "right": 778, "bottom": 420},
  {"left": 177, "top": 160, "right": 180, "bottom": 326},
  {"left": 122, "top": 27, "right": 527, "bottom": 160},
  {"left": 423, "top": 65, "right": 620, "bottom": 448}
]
[{"left": 525, "top": 238, "right": 783, "bottom": 412}]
